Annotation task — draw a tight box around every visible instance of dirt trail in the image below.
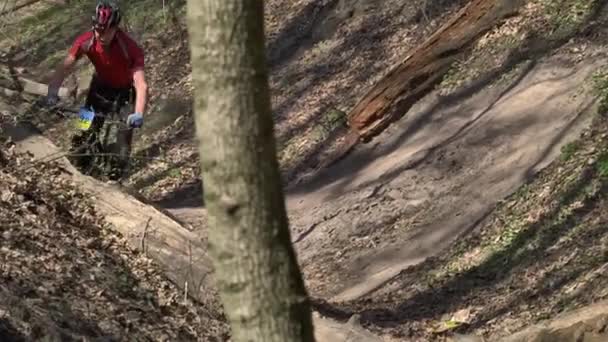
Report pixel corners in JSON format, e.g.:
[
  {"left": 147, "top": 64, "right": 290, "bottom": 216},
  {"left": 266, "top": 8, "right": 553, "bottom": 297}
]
[
  {"left": 161, "top": 52, "right": 604, "bottom": 320},
  {"left": 284, "top": 54, "right": 602, "bottom": 301}
]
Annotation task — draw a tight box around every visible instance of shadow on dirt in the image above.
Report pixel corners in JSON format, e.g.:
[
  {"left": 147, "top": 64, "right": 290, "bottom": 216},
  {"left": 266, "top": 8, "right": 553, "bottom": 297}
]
[
  {"left": 270, "top": 2, "right": 399, "bottom": 129},
  {"left": 295, "top": 89, "right": 594, "bottom": 305},
  {"left": 267, "top": 0, "right": 466, "bottom": 73},
  {"left": 266, "top": 0, "right": 340, "bottom": 69},
  {"left": 273, "top": 0, "right": 474, "bottom": 186},
  {"left": 312, "top": 158, "right": 608, "bottom": 338},
  {"left": 286, "top": 5, "right": 607, "bottom": 198},
  {"left": 145, "top": 0, "right": 467, "bottom": 205},
  {"left": 6, "top": 0, "right": 470, "bottom": 206},
  {"left": 343, "top": 66, "right": 588, "bottom": 197},
  {"left": 154, "top": 179, "right": 205, "bottom": 209}
]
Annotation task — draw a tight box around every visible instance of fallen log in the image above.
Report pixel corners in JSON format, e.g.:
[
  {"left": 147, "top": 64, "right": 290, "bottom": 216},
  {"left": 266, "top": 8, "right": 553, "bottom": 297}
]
[
  {"left": 0, "top": 67, "right": 72, "bottom": 98},
  {"left": 3, "top": 121, "right": 217, "bottom": 304},
  {"left": 347, "top": 0, "right": 524, "bottom": 142},
  {"left": 19, "top": 76, "right": 72, "bottom": 98}
]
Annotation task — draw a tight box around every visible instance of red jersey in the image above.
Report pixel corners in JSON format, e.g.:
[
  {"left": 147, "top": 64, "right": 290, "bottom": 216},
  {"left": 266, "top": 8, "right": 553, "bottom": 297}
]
[{"left": 69, "top": 29, "right": 144, "bottom": 88}]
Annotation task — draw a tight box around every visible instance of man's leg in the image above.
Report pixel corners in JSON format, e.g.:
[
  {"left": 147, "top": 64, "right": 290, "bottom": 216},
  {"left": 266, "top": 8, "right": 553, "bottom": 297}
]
[
  {"left": 110, "top": 126, "right": 133, "bottom": 180},
  {"left": 69, "top": 76, "right": 104, "bottom": 171},
  {"left": 108, "top": 87, "right": 136, "bottom": 181}
]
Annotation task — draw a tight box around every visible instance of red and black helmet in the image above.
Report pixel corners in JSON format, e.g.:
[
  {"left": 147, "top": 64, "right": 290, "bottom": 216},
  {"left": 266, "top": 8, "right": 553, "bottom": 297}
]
[{"left": 93, "top": 1, "right": 121, "bottom": 31}]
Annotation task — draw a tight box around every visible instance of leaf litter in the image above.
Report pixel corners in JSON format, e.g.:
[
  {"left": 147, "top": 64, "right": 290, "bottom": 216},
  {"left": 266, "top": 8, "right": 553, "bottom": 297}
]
[{"left": 0, "top": 136, "right": 229, "bottom": 341}]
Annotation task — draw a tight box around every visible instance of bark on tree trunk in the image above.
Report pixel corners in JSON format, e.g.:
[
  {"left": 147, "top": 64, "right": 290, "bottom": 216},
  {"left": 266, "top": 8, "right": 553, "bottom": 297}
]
[
  {"left": 185, "top": 1, "right": 315, "bottom": 342},
  {"left": 347, "top": 0, "right": 523, "bottom": 142}
]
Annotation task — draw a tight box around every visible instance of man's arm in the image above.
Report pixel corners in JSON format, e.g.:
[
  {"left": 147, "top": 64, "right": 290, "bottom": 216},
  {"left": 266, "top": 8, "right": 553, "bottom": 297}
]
[
  {"left": 47, "top": 31, "right": 90, "bottom": 99},
  {"left": 132, "top": 68, "right": 148, "bottom": 115},
  {"left": 125, "top": 31, "right": 148, "bottom": 116},
  {"left": 47, "top": 54, "right": 77, "bottom": 97}
]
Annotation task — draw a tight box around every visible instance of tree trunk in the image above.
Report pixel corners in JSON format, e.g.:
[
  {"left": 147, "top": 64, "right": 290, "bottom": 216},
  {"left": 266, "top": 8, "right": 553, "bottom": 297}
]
[
  {"left": 0, "top": 65, "right": 72, "bottom": 98},
  {"left": 185, "top": 1, "right": 315, "bottom": 342},
  {"left": 347, "top": 0, "right": 523, "bottom": 142}
]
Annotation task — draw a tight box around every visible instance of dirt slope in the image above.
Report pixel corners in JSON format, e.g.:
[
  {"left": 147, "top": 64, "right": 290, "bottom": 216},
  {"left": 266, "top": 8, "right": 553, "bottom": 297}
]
[
  {"left": 119, "top": 0, "right": 608, "bottom": 340},
  {"left": 318, "top": 103, "right": 608, "bottom": 341},
  {"left": 289, "top": 52, "right": 602, "bottom": 301},
  {"left": 499, "top": 299, "right": 608, "bottom": 342},
  {"left": 158, "top": 32, "right": 607, "bottom": 342},
  {"left": 119, "top": 0, "right": 470, "bottom": 198}
]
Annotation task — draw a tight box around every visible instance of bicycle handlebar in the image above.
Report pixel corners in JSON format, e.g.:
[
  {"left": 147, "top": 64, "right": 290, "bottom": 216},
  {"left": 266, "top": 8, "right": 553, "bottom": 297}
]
[{"left": 31, "top": 94, "right": 135, "bottom": 129}]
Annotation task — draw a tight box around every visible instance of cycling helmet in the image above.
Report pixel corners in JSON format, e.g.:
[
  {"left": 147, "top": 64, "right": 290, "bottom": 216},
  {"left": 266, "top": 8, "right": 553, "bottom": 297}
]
[{"left": 93, "top": 1, "right": 121, "bottom": 31}]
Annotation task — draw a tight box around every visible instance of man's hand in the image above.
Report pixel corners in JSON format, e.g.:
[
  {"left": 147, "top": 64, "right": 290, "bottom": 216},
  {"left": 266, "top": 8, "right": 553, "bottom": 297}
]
[
  {"left": 127, "top": 112, "right": 143, "bottom": 128},
  {"left": 46, "top": 54, "right": 76, "bottom": 107}
]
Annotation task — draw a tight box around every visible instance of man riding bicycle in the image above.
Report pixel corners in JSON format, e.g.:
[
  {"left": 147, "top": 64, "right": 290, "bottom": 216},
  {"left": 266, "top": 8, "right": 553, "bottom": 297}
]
[{"left": 46, "top": 0, "right": 148, "bottom": 181}]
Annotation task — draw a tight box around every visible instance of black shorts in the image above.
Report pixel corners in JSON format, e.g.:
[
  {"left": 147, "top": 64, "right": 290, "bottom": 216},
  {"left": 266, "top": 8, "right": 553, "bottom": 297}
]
[{"left": 85, "top": 74, "right": 135, "bottom": 116}]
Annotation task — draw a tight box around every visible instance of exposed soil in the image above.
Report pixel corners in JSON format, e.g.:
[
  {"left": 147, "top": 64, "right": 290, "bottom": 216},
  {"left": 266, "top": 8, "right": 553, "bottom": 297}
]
[
  {"left": 122, "top": 1, "right": 608, "bottom": 341},
  {"left": 149, "top": 1, "right": 608, "bottom": 340},
  {"left": 116, "top": 0, "right": 473, "bottom": 200},
  {"left": 314, "top": 111, "right": 608, "bottom": 341},
  {"left": 289, "top": 51, "right": 601, "bottom": 300}
]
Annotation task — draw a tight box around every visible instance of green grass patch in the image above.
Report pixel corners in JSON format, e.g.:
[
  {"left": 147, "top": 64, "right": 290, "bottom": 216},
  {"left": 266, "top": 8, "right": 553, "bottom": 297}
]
[
  {"left": 560, "top": 141, "right": 580, "bottom": 161},
  {"left": 168, "top": 167, "right": 182, "bottom": 178},
  {"left": 438, "top": 0, "right": 598, "bottom": 95},
  {"left": 592, "top": 68, "right": 608, "bottom": 114},
  {"left": 542, "top": 0, "right": 597, "bottom": 38},
  {"left": 596, "top": 151, "right": 608, "bottom": 177}
]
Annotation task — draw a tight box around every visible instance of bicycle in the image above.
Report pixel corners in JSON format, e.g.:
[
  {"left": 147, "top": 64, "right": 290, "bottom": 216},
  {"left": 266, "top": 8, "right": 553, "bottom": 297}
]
[{"left": 36, "top": 92, "right": 137, "bottom": 182}]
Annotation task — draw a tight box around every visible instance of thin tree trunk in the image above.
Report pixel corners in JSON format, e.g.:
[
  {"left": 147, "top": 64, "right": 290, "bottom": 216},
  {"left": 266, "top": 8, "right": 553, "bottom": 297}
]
[{"left": 185, "top": 1, "right": 315, "bottom": 342}]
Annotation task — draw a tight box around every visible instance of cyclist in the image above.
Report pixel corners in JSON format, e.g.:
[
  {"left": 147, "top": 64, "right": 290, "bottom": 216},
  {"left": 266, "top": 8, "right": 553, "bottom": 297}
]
[{"left": 45, "top": 0, "right": 148, "bottom": 181}]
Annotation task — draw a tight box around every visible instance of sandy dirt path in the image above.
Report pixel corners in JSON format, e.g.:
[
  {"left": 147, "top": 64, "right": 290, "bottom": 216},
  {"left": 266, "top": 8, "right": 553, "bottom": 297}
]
[
  {"left": 285, "top": 54, "right": 602, "bottom": 302},
  {"left": 163, "top": 54, "right": 602, "bottom": 311}
]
